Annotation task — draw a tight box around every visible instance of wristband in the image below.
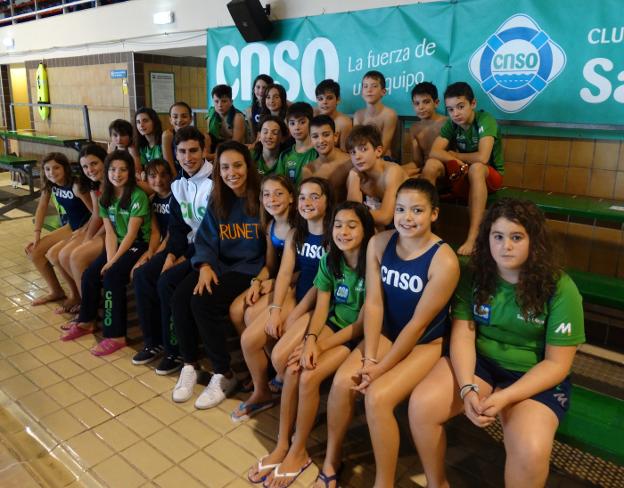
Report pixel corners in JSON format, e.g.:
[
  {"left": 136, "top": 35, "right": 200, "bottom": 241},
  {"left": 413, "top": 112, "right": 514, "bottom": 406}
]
[
  {"left": 304, "top": 333, "right": 318, "bottom": 341},
  {"left": 459, "top": 383, "right": 479, "bottom": 401},
  {"left": 268, "top": 304, "right": 282, "bottom": 311},
  {"left": 34, "top": 229, "right": 42, "bottom": 233},
  {"left": 361, "top": 357, "right": 378, "bottom": 364},
  {"left": 250, "top": 277, "right": 261, "bottom": 287}
]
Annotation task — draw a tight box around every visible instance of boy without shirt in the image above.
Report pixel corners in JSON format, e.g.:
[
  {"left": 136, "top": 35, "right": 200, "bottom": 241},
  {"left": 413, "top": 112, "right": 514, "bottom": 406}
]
[
  {"left": 275, "top": 102, "right": 318, "bottom": 185},
  {"left": 423, "top": 81, "right": 504, "bottom": 256},
  {"left": 405, "top": 82, "right": 447, "bottom": 176},
  {"left": 207, "top": 84, "right": 246, "bottom": 153},
  {"left": 302, "top": 115, "right": 352, "bottom": 202},
  {"left": 315, "top": 79, "right": 353, "bottom": 152},
  {"left": 353, "top": 70, "right": 398, "bottom": 158},
  {"left": 346, "top": 124, "right": 406, "bottom": 228}
]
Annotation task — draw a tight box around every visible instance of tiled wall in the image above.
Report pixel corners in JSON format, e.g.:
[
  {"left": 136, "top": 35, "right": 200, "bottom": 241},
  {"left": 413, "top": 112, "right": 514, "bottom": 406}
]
[
  {"left": 503, "top": 137, "right": 624, "bottom": 200},
  {"left": 24, "top": 54, "right": 132, "bottom": 142},
  {"left": 502, "top": 137, "right": 624, "bottom": 279},
  {"left": 133, "top": 54, "right": 207, "bottom": 132},
  {"left": 438, "top": 203, "right": 624, "bottom": 279},
  {"left": 400, "top": 125, "right": 624, "bottom": 279}
]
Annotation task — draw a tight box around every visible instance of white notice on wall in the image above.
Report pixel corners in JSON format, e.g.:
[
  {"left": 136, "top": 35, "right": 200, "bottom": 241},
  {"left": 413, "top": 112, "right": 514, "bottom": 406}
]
[{"left": 150, "top": 72, "right": 175, "bottom": 113}]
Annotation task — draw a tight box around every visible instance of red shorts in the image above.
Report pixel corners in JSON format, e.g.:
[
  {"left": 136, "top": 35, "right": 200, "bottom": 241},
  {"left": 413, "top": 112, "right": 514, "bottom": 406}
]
[{"left": 443, "top": 160, "right": 503, "bottom": 198}]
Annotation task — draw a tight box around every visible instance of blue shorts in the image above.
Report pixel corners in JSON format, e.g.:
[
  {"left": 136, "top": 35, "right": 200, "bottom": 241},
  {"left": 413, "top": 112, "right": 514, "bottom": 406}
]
[
  {"left": 385, "top": 316, "right": 449, "bottom": 344},
  {"left": 475, "top": 354, "right": 571, "bottom": 423},
  {"left": 327, "top": 320, "right": 360, "bottom": 351}
]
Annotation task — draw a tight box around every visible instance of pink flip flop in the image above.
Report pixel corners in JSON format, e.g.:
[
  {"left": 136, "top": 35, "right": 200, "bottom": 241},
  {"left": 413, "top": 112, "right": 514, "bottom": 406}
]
[
  {"left": 60, "top": 324, "right": 94, "bottom": 341},
  {"left": 90, "top": 338, "right": 125, "bottom": 357}
]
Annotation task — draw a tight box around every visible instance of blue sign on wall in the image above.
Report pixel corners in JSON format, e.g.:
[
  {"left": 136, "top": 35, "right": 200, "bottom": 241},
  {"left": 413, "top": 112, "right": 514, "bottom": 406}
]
[{"left": 110, "top": 69, "right": 128, "bottom": 79}]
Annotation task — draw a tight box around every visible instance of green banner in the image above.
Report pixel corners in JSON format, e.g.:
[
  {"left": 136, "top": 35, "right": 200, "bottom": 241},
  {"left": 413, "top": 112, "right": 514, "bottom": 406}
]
[
  {"left": 452, "top": 0, "right": 624, "bottom": 125},
  {"left": 207, "top": 2, "right": 453, "bottom": 116},
  {"left": 207, "top": 0, "right": 624, "bottom": 126}
]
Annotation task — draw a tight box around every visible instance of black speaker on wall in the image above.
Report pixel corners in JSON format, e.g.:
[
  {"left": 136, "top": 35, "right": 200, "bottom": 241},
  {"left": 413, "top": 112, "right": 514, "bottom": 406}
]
[{"left": 227, "top": 0, "right": 272, "bottom": 42}]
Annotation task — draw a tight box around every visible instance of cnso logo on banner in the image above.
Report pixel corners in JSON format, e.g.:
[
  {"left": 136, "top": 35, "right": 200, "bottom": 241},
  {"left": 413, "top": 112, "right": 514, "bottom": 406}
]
[
  {"left": 215, "top": 38, "right": 339, "bottom": 102},
  {"left": 469, "top": 14, "right": 566, "bottom": 113}
]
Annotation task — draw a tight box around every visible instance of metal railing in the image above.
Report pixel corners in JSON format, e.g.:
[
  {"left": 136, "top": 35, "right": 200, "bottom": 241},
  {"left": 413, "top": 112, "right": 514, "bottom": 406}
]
[
  {"left": 10, "top": 101, "right": 91, "bottom": 140},
  {"left": 0, "top": 0, "right": 129, "bottom": 25}
]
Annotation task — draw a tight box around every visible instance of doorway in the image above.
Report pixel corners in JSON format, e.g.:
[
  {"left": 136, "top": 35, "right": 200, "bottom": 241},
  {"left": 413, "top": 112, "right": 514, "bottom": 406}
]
[{"left": 9, "top": 64, "right": 30, "bottom": 131}]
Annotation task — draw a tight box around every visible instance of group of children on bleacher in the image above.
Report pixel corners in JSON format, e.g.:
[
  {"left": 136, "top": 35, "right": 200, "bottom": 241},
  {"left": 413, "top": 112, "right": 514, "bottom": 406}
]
[{"left": 23, "top": 71, "right": 585, "bottom": 488}]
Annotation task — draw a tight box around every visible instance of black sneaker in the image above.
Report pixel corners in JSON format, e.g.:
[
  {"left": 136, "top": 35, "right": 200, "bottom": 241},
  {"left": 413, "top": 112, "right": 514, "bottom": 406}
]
[
  {"left": 132, "top": 345, "right": 164, "bottom": 365},
  {"left": 155, "top": 355, "right": 183, "bottom": 375}
]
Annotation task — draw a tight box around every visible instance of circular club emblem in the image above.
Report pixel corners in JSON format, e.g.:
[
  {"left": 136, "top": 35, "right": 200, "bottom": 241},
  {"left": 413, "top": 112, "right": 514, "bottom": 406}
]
[{"left": 469, "top": 14, "right": 566, "bottom": 113}]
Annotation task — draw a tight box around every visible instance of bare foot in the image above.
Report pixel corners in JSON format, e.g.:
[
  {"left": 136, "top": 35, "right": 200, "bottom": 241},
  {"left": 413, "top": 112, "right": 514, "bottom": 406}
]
[
  {"left": 457, "top": 239, "right": 476, "bottom": 256},
  {"left": 32, "top": 293, "right": 66, "bottom": 306}
]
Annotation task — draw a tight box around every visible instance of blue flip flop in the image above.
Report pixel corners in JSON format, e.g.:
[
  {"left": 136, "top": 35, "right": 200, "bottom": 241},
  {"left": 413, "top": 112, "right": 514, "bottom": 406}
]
[
  {"left": 268, "top": 377, "right": 283, "bottom": 394},
  {"left": 315, "top": 466, "right": 342, "bottom": 488},
  {"left": 231, "top": 399, "right": 276, "bottom": 423}
]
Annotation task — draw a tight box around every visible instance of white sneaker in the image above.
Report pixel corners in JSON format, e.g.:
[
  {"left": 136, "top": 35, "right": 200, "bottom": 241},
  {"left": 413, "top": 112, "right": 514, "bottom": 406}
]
[
  {"left": 172, "top": 365, "right": 197, "bottom": 403},
  {"left": 194, "top": 372, "right": 239, "bottom": 409}
]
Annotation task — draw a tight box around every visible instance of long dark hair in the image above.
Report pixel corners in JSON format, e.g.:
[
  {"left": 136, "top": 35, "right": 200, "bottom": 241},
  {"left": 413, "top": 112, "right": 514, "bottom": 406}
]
[
  {"left": 135, "top": 107, "right": 163, "bottom": 149},
  {"left": 327, "top": 201, "right": 375, "bottom": 279},
  {"left": 260, "top": 174, "right": 296, "bottom": 232},
  {"left": 253, "top": 114, "right": 288, "bottom": 156},
  {"left": 78, "top": 144, "right": 107, "bottom": 192},
  {"left": 210, "top": 140, "right": 261, "bottom": 220},
  {"left": 293, "top": 176, "right": 334, "bottom": 252},
  {"left": 100, "top": 150, "right": 137, "bottom": 210},
  {"left": 261, "top": 83, "right": 288, "bottom": 121},
  {"left": 472, "top": 198, "right": 561, "bottom": 318},
  {"left": 252, "top": 74, "right": 274, "bottom": 107},
  {"left": 40, "top": 152, "right": 73, "bottom": 192}
]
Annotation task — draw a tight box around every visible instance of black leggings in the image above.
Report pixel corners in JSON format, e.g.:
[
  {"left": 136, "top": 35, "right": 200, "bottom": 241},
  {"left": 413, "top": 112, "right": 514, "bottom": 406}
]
[
  {"left": 78, "top": 242, "right": 148, "bottom": 338},
  {"left": 172, "top": 270, "right": 251, "bottom": 374},
  {"left": 133, "top": 253, "right": 192, "bottom": 355}
]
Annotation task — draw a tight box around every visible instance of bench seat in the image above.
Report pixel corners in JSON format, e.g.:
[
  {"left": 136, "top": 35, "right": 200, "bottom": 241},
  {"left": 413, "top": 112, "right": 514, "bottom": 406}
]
[
  {"left": 0, "top": 130, "right": 88, "bottom": 149},
  {"left": 558, "top": 385, "right": 624, "bottom": 466},
  {"left": 489, "top": 187, "right": 624, "bottom": 224}
]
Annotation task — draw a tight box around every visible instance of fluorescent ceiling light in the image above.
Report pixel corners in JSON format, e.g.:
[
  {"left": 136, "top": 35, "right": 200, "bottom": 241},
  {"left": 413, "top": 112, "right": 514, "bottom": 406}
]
[{"left": 153, "top": 11, "right": 174, "bottom": 25}]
